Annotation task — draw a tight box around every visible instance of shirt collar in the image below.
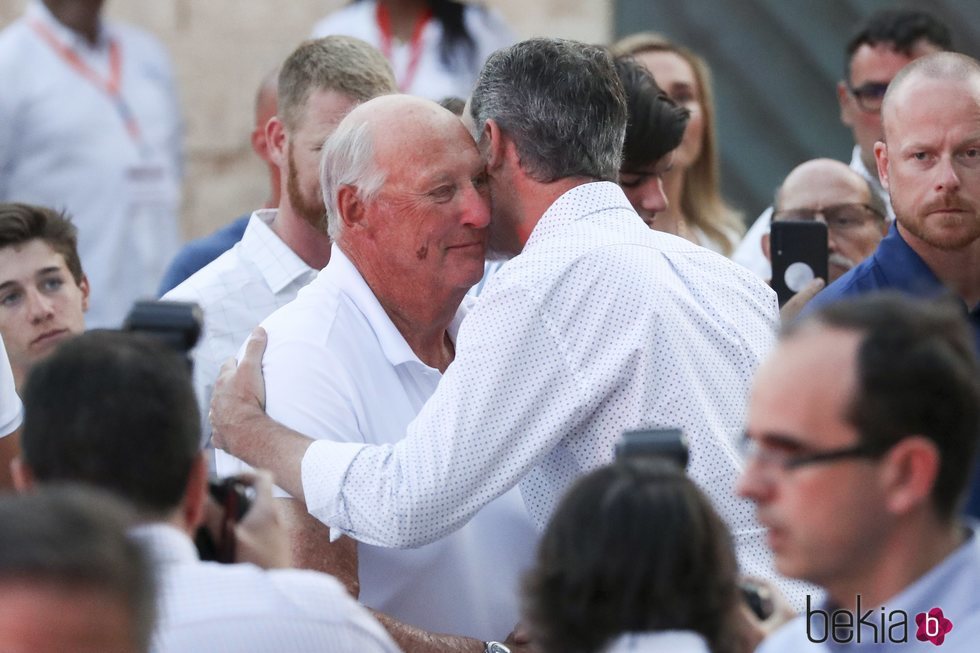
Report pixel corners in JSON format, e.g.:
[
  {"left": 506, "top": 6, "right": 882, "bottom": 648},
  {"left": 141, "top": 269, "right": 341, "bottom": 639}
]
[
  {"left": 815, "top": 525, "right": 980, "bottom": 650},
  {"left": 523, "top": 181, "right": 635, "bottom": 250},
  {"left": 27, "top": 0, "right": 111, "bottom": 51},
  {"left": 129, "top": 522, "right": 200, "bottom": 566},
  {"left": 239, "top": 209, "right": 318, "bottom": 294},
  {"left": 872, "top": 222, "right": 946, "bottom": 296},
  {"left": 322, "top": 244, "right": 469, "bottom": 369}
]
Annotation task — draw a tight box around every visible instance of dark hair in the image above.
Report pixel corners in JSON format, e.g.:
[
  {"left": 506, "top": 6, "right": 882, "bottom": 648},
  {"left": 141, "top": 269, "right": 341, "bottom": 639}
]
[
  {"left": 523, "top": 459, "right": 740, "bottom": 653},
  {"left": 0, "top": 486, "right": 156, "bottom": 652},
  {"left": 0, "top": 203, "right": 84, "bottom": 284},
  {"left": 356, "top": 0, "right": 478, "bottom": 71},
  {"left": 845, "top": 8, "right": 952, "bottom": 71},
  {"left": 614, "top": 56, "right": 689, "bottom": 172},
  {"left": 798, "top": 294, "right": 980, "bottom": 519},
  {"left": 20, "top": 330, "right": 202, "bottom": 517},
  {"left": 470, "top": 38, "right": 627, "bottom": 183}
]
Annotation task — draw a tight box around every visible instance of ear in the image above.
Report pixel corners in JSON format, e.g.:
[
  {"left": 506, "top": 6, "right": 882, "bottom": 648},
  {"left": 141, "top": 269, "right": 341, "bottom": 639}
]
[
  {"left": 251, "top": 116, "right": 274, "bottom": 164},
  {"left": 182, "top": 453, "right": 209, "bottom": 531},
  {"left": 874, "top": 140, "right": 890, "bottom": 192},
  {"left": 761, "top": 232, "right": 771, "bottom": 262},
  {"left": 336, "top": 185, "right": 367, "bottom": 233},
  {"left": 482, "top": 118, "right": 507, "bottom": 173},
  {"left": 837, "top": 81, "right": 853, "bottom": 127},
  {"left": 880, "top": 436, "right": 940, "bottom": 516},
  {"left": 11, "top": 456, "right": 34, "bottom": 493},
  {"left": 78, "top": 274, "right": 90, "bottom": 312},
  {"left": 266, "top": 116, "right": 288, "bottom": 170}
]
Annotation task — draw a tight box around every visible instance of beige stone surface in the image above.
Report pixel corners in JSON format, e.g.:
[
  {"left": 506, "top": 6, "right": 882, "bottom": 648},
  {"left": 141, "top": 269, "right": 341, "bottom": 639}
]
[{"left": 1, "top": 1, "right": 612, "bottom": 240}]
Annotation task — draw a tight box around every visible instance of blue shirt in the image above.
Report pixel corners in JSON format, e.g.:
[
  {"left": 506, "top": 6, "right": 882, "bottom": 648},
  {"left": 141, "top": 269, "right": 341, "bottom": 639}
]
[
  {"left": 803, "top": 222, "right": 980, "bottom": 517},
  {"left": 804, "top": 223, "right": 980, "bottom": 355},
  {"left": 758, "top": 526, "right": 980, "bottom": 652},
  {"left": 157, "top": 214, "right": 250, "bottom": 295}
]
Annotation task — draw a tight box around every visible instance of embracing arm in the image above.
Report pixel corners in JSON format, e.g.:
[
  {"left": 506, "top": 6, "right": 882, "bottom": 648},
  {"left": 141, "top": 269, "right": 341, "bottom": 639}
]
[
  {"left": 214, "top": 284, "right": 585, "bottom": 548},
  {"left": 210, "top": 328, "right": 311, "bottom": 500}
]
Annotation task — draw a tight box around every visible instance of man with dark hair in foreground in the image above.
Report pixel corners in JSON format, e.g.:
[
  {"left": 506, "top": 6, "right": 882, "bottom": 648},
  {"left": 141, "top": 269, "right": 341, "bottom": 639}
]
[
  {"left": 13, "top": 330, "right": 398, "bottom": 653},
  {"left": 740, "top": 294, "right": 980, "bottom": 651}
]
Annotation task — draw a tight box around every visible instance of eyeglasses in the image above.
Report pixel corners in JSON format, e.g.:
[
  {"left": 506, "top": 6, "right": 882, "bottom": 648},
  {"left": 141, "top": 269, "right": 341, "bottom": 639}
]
[
  {"left": 846, "top": 81, "right": 890, "bottom": 113},
  {"left": 772, "top": 203, "right": 883, "bottom": 233},
  {"left": 740, "top": 433, "right": 889, "bottom": 475}
]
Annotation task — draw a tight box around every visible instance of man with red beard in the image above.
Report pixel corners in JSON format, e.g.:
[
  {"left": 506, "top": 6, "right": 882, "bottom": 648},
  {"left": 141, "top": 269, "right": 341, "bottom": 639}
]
[
  {"left": 803, "top": 52, "right": 980, "bottom": 516},
  {"left": 164, "top": 36, "right": 395, "bottom": 460},
  {"left": 804, "top": 52, "right": 980, "bottom": 356}
]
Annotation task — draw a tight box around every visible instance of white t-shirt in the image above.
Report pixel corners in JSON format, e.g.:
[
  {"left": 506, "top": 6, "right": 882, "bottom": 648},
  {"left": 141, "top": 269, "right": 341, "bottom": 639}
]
[{"left": 311, "top": 0, "right": 515, "bottom": 101}]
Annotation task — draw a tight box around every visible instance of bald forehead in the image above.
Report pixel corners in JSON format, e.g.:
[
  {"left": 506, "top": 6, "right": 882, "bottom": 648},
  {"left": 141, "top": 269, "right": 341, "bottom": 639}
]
[
  {"left": 882, "top": 54, "right": 980, "bottom": 135},
  {"left": 777, "top": 160, "right": 869, "bottom": 209},
  {"left": 349, "top": 96, "right": 471, "bottom": 160}
]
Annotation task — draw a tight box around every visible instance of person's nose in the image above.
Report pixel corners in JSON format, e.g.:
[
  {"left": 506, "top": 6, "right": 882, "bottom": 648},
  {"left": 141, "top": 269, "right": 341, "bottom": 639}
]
[
  {"left": 736, "top": 457, "right": 774, "bottom": 504},
  {"left": 934, "top": 155, "right": 962, "bottom": 194},
  {"left": 461, "top": 179, "right": 491, "bottom": 229},
  {"left": 639, "top": 176, "right": 669, "bottom": 215},
  {"left": 27, "top": 289, "right": 55, "bottom": 325}
]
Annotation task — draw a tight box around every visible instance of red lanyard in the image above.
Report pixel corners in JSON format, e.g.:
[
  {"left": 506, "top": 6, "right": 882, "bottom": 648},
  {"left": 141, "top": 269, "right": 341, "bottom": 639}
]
[
  {"left": 376, "top": 3, "right": 432, "bottom": 93},
  {"left": 29, "top": 18, "right": 142, "bottom": 145}
]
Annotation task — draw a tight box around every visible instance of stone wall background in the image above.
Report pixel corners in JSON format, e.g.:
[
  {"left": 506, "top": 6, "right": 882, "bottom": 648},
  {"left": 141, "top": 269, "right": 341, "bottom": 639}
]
[{"left": 1, "top": 1, "right": 612, "bottom": 239}]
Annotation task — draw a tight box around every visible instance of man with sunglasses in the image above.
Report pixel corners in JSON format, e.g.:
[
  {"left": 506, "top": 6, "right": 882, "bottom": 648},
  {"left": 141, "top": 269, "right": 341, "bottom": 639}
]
[
  {"left": 763, "top": 159, "right": 888, "bottom": 285},
  {"left": 740, "top": 294, "right": 980, "bottom": 651},
  {"left": 733, "top": 8, "right": 952, "bottom": 279}
]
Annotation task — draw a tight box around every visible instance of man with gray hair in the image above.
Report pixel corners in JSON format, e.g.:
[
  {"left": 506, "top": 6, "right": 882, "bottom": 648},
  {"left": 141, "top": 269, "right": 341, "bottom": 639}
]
[
  {"left": 0, "top": 487, "right": 156, "bottom": 653},
  {"left": 215, "top": 38, "right": 802, "bottom": 614},
  {"left": 165, "top": 36, "right": 395, "bottom": 477}
]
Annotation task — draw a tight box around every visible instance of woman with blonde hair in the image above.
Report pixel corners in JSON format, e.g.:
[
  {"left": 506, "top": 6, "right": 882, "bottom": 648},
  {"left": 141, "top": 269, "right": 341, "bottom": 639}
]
[{"left": 612, "top": 32, "right": 744, "bottom": 256}]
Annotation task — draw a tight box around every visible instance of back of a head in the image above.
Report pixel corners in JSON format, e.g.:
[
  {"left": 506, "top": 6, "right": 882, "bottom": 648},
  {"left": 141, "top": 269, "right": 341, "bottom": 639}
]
[
  {"left": 524, "top": 458, "right": 739, "bottom": 653},
  {"left": 0, "top": 486, "right": 155, "bottom": 653},
  {"left": 277, "top": 35, "right": 397, "bottom": 131},
  {"left": 614, "top": 56, "right": 689, "bottom": 171},
  {"left": 794, "top": 293, "right": 980, "bottom": 519},
  {"left": 20, "top": 331, "right": 201, "bottom": 518},
  {"left": 469, "top": 38, "right": 627, "bottom": 183},
  {"left": 846, "top": 7, "right": 952, "bottom": 62}
]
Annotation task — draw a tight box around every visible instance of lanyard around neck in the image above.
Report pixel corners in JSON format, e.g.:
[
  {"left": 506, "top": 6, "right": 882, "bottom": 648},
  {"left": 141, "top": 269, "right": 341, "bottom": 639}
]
[
  {"left": 375, "top": 2, "right": 432, "bottom": 93},
  {"left": 29, "top": 18, "right": 142, "bottom": 145}
]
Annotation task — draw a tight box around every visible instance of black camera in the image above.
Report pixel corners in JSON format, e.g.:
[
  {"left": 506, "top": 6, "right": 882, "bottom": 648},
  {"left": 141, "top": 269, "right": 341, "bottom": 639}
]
[
  {"left": 615, "top": 428, "right": 689, "bottom": 469},
  {"left": 196, "top": 477, "right": 255, "bottom": 563}
]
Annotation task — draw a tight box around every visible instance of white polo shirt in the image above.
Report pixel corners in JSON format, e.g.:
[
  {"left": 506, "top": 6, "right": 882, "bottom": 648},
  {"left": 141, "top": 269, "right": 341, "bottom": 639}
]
[{"left": 219, "top": 245, "right": 538, "bottom": 639}]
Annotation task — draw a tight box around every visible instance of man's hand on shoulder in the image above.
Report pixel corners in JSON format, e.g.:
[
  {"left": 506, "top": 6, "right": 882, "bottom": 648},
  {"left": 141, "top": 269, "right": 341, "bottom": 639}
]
[{"left": 210, "top": 327, "right": 269, "bottom": 458}]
